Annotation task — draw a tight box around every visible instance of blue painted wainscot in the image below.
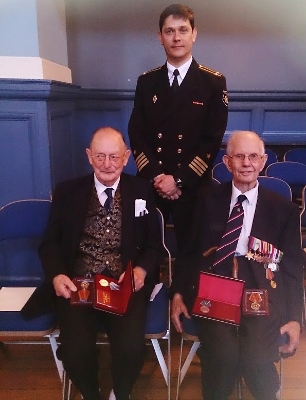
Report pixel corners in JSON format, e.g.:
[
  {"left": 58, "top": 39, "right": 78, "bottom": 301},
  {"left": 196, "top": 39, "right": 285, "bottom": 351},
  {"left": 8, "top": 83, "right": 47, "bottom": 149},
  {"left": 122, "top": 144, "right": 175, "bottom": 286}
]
[{"left": 0, "top": 78, "right": 305, "bottom": 207}]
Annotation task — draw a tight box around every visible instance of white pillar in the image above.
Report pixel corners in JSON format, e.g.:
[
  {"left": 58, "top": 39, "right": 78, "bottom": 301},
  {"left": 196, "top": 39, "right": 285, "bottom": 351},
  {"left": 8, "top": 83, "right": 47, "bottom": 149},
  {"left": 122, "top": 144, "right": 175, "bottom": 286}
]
[{"left": 0, "top": 0, "right": 71, "bottom": 83}]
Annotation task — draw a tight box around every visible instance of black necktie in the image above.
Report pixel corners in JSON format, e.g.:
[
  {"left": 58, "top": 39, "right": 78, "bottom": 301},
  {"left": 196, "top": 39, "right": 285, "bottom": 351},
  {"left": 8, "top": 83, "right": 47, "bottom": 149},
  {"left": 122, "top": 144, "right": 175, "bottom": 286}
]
[
  {"left": 104, "top": 188, "right": 113, "bottom": 212},
  {"left": 172, "top": 69, "right": 179, "bottom": 93},
  {"left": 213, "top": 194, "right": 247, "bottom": 275}
]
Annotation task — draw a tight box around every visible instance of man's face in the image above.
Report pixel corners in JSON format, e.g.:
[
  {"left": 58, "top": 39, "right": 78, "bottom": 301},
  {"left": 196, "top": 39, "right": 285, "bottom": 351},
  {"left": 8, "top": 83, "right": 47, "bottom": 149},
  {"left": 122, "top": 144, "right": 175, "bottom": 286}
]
[
  {"left": 223, "top": 132, "right": 267, "bottom": 193},
  {"left": 86, "top": 130, "right": 130, "bottom": 186},
  {"left": 158, "top": 15, "right": 197, "bottom": 67}
]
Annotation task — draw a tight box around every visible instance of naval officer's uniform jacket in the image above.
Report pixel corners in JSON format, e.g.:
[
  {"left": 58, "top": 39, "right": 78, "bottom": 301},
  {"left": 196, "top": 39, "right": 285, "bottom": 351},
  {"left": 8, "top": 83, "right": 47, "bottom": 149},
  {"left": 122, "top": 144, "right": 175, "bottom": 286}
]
[{"left": 128, "top": 58, "right": 228, "bottom": 193}]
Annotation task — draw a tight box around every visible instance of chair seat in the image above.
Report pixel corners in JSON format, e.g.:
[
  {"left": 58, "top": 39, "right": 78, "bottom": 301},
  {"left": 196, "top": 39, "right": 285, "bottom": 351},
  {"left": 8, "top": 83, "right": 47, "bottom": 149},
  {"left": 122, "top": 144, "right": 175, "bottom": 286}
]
[
  {"left": 0, "top": 311, "right": 56, "bottom": 333},
  {"left": 0, "top": 237, "right": 44, "bottom": 287},
  {"left": 145, "top": 285, "right": 168, "bottom": 336},
  {"left": 182, "top": 316, "right": 200, "bottom": 340}
]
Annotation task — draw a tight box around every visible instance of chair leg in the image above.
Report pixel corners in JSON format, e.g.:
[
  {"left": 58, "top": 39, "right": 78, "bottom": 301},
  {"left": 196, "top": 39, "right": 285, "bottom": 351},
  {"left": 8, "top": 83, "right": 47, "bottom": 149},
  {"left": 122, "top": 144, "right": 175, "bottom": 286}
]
[
  {"left": 62, "top": 370, "right": 72, "bottom": 400},
  {"left": 176, "top": 338, "right": 200, "bottom": 400},
  {"left": 48, "top": 331, "right": 64, "bottom": 381},
  {"left": 175, "top": 336, "right": 184, "bottom": 400},
  {"left": 180, "top": 341, "right": 200, "bottom": 385},
  {"left": 151, "top": 338, "right": 169, "bottom": 385}
]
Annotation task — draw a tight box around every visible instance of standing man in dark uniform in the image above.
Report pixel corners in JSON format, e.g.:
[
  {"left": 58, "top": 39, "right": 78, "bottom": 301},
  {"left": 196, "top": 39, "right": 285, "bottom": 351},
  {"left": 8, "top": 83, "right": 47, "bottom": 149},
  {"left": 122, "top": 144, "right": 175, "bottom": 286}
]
[{"left": 128, "top": 4, "right": 228, "bottom": 249}]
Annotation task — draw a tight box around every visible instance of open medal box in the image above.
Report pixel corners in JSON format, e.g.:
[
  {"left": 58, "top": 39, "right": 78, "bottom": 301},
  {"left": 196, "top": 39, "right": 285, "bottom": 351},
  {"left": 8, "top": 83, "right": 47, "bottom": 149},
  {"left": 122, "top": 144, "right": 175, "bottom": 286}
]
[
  {"left": 192, "top": 271, "right": 245, "bottom": 325},
  {"left": 94, "top": 262, "right": 135, "bottom": 315},
  {"left": 71, "top": 262, "right": 135, "bottom": 315}
]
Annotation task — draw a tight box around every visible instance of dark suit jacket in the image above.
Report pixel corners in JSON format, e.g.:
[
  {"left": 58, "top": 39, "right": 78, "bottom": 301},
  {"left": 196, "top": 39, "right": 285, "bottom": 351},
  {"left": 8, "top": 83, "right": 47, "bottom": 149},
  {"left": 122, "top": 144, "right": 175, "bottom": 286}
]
[
  {"left": 22, "top": 173, "right": 162, "bottom": 317},
  {"left": 128, "top": 59, "right": 228, "bottom": 192},
  {"left": 171, "top": 182, "right": 304, "bottom": 325}
]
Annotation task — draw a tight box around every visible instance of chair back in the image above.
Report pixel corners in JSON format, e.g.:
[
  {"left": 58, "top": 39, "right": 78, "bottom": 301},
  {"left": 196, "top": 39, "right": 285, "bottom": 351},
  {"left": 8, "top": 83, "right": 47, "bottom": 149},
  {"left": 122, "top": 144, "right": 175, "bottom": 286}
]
[
  {"left": 257, "top": 176, "right": 292, "bottom": 200},
  {"left": 0, "top": 199, "right": 51, "bottom": 287},
  {"left": 301, "top": 186, "right": 306, "bottom": 229},
  {"left": 212, "top": 162, "right": 232, "bottom": 183},
  {"left": 156, "top": 208, "right": 172, "bottom": 281},
  {"left": 284, "top": 148, "right": 306, "bottom": 165},
  {"left": 0, "top": 199, "right": 51, "bottom": 240},
  {"left": 213, "top": 148, "right": 226, "bottom": 166},
  {"left": 260, "top": 149, "right": 278, "bottom": 175},
  {"left": 265, "top": 161, "right": 306, "bottom": 202},
  {"left": 265, "top": 149, "right": 278, "bottom": 167}
]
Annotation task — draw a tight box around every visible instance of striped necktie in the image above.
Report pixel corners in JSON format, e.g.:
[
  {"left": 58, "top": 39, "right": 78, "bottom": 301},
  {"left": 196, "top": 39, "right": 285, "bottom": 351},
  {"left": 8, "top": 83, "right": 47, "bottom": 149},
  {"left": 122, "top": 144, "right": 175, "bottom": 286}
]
[
  {"left": 213, "top": 194, "right": 247, "bottom": 276},
  {"left": 104, "top": 188, "right": 113, "bottom": 212}
]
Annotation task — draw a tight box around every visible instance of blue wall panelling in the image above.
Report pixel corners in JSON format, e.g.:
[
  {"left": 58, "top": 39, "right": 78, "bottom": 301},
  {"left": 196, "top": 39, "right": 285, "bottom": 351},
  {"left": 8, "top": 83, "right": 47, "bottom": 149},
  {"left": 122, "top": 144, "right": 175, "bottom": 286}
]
[{"left": 0, "top": 79, "right": 305, "bottom": 207}]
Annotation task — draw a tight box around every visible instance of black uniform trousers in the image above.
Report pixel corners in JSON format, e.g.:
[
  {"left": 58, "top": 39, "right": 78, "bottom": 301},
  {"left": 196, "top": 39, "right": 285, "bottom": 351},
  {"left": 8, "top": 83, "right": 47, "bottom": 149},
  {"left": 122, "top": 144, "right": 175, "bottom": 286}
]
[
  {"left": 155, "top": 193, "right": 196, "bottom": 253},
  {"left": 195, "top": 306, "right": 281, "bottom": 400},
  {"left": 56, "top": 283, "right": 152, "bottom": 400}
]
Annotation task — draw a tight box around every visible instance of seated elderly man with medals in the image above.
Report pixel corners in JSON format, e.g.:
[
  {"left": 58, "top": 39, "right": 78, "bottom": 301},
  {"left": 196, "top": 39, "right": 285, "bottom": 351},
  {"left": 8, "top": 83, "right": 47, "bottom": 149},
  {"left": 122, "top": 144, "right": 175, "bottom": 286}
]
[
  {"left": 23, "top": 127, "right": 163, "bottom": 400},
  {"left": 171, "top": 131, "right": 304, "bottom": 400}
]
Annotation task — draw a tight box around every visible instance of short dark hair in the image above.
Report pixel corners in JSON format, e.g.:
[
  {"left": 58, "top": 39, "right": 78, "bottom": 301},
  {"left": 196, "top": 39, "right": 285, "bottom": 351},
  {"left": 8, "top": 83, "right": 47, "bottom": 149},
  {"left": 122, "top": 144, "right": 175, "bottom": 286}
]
[{"left": 159, "top": 4, "right": 195, "bottom": 32}]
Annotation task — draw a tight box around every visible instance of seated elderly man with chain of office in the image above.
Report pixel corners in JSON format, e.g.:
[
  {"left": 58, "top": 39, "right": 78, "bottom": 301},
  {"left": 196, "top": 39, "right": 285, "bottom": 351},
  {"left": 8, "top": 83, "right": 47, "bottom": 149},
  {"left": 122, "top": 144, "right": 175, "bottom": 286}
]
[
  {"left": 37, "top": 127, "right": 162, "bottom": 400},
  {"left": 171, "top": 131, "right": 303, "bottom": 400}
]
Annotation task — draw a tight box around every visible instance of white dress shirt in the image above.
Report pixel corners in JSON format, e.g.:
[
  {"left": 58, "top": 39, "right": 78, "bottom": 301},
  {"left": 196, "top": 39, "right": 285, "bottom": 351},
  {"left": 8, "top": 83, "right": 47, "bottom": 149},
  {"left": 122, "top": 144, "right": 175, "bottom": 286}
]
[
  {"left": 167, "top": 56, "right": 193, "bottom": 86},
  {"left": 94, "top": 175, "right": 120, "bottom": 207},
  {"left": 230, "top": 182, "right": 259, "bottom": 256}
]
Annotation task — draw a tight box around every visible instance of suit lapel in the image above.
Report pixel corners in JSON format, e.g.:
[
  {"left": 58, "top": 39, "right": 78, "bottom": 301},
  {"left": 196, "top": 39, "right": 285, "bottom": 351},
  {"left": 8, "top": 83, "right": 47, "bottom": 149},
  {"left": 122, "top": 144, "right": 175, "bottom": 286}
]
[
  {"left": 208, "top": 183, "right": 232, "bottom": 244},
  {"left": 250, "top": 187, "right": 272, "bottom": 240},
  {"left": 152, "top": 61, "right": 200, "bottom": 125},
  {"left": 119, "top": 174, "right": 135, "bottom": 256},
  {"left": 71, "top": 175, "right": 94, "bottom": 251},
  {"left": 180, "top": 59, "right": 201, "bottom": 98}
]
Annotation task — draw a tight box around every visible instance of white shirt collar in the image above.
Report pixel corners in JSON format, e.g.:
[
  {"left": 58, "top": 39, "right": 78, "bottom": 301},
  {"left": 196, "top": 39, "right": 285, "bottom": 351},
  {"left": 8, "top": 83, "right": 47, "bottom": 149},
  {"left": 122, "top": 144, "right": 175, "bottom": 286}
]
[
  {"left": 167, "top": 57, "right": 193, "bottom": 83},
  {"left": 231, "top": 181, "right": 259, "bottom": 207},
  {"left": 94, "top": 174, "right": 120, "bottom": 196}
]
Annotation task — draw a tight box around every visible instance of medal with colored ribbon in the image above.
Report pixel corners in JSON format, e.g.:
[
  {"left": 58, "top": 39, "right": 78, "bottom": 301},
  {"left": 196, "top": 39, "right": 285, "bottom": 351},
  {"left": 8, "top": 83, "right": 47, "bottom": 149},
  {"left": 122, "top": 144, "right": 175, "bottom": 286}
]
[{"left": 245, "top": 236, "right": 283, "bottom": 288}]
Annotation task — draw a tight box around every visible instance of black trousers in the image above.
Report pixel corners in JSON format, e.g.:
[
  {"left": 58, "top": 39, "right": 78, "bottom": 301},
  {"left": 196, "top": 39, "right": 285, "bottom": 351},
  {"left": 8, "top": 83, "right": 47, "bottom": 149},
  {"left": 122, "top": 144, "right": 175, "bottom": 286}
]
[
  {"left": 195, "top": 312, "right": 281, "bottom": 400},
  {"left": 56, "top": 283, "right": 152, "bottom": 400}
]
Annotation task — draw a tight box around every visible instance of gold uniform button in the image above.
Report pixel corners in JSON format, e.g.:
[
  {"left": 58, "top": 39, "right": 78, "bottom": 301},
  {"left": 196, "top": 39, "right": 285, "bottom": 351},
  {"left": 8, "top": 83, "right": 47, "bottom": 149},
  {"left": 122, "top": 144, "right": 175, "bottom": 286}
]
[
  {"left": 158, "top": 160, "right": 163, "bottom": 165},
  {"left": 178, "top": 134, "right": 183, "bottom": 139},
  {"left": 177, "top": 148, "right": 182, "bottom": 153},
  {"left": 157, "top": 147, "right": 162, "bottom": 153},
  {"left": 158, "top": 133, "right": 163, "bottom": 139},
  {"left": 177, "top": 163, "right": 181, "bottom": 168}
]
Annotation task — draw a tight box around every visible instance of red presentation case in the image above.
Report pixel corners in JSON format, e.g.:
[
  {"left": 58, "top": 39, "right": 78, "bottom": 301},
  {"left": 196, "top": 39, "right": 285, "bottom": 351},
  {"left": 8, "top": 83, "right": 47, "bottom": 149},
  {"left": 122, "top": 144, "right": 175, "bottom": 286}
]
[
  {"left": 192, "top": 272, "right": 245, "bottom": 325},
  {"left": 94, "top": 261, "right": 135, "bottom": 315}
]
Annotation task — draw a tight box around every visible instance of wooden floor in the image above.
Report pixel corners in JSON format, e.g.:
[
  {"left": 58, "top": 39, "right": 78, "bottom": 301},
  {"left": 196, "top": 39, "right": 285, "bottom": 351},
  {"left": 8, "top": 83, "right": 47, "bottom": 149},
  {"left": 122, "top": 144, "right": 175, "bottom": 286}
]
[{"left": 1, "top": 329, "right": 306, "bottom": 400}]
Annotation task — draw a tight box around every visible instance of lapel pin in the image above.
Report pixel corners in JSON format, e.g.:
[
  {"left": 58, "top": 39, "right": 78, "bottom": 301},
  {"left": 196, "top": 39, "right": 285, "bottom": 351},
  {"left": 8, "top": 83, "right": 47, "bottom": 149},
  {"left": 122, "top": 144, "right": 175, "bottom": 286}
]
[{"left": 153, "top": 95, "right": 157, "bottom": 103}]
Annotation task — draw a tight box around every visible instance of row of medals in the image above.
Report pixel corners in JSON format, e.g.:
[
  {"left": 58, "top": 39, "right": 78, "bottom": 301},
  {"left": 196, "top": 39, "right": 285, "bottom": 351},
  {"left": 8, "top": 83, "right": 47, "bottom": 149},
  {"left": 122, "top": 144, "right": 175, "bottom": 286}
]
[{"left": 245, "top": 250, "right": 279, "bottom": 288}]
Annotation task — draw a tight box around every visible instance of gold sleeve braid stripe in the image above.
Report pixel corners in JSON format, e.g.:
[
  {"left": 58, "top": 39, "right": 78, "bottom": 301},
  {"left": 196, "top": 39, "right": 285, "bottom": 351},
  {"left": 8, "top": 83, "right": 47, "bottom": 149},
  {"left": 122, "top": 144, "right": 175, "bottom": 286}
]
[
  {"left": 189, "top": 156, "right": 208, "bottom": 176},
  {"left": 135, "top": 152, "right": 149, "bottom": 171}
]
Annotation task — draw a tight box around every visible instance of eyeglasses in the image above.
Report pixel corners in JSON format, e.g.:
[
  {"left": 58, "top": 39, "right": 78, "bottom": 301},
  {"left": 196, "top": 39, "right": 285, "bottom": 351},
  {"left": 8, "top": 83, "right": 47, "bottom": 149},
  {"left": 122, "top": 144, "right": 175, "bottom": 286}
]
[
  {"left": 227, "top": 154, "right": 265, "bottom": 163},
  {"left": 92, "top": 154, "right": 122, "bottom": 164}
]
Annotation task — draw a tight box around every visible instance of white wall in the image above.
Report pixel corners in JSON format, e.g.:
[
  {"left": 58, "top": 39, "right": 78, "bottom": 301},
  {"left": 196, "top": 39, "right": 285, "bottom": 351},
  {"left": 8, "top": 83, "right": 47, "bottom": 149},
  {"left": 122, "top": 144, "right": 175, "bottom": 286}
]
[{"left": 65, "top": 0, "right": 306, "bottom": 91}]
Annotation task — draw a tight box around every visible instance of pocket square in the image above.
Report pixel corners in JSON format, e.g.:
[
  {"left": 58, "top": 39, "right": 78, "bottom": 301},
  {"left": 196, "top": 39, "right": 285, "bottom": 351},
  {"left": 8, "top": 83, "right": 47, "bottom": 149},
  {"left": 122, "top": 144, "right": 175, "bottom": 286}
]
[{"left": 135, "top": 199, "right": 148, "bottom": 217}]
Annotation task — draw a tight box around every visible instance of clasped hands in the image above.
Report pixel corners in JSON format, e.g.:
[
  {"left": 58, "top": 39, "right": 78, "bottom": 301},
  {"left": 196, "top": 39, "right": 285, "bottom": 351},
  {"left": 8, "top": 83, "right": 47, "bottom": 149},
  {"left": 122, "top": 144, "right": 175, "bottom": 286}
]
[
  {"left": 53, "top": 266, "right": 147, "bottom": 299},
  {"left": 154, "top": 174, "right": 182, "bottom": 200}
]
